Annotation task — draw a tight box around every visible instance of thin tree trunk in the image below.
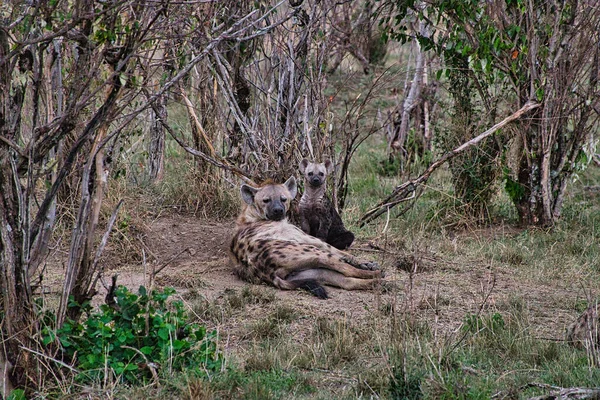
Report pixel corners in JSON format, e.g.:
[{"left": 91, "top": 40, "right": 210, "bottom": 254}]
[
  {"left": 144, "top": 38, "right": 169, "bottom": 183},
  {"left": 147, "top": 91, "right": 166, "bottom": 182},
  {"left": 391, "top": 27, "right": 425, "bottom": 162},
  {"left": 422, "top": 57, "right": 432, "bottom": 150}
]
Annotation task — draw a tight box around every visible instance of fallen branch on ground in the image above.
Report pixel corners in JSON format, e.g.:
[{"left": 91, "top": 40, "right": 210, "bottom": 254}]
[
  {"left": 358, "top": 101, "right": 541, "bottom": 226},
  {"left": 520, "top": 382, "right": 600, "bottom": 400}
]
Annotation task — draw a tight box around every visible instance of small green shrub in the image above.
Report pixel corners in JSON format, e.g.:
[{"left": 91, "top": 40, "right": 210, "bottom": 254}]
[
  {"left": 7, "top": 389, "right": 26, "bottom": 400},
  {"left": 43, "top": 286, "right": 221, "bottom": 384},
  {"left": 462, "top": 312, "right": 505, "bottom": 334},
  {"left": 389, "top": 367, "right": 423, "bottom": 400}
]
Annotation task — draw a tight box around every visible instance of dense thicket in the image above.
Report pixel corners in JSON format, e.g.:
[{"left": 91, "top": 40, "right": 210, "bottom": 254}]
[{"left": 0, "top": 0, "right": 598, "bottom": 394}]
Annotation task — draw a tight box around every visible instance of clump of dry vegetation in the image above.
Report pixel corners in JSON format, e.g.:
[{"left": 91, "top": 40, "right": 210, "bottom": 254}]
[{"left": 2, "top": 0, "right": 600, "bottom": 398}]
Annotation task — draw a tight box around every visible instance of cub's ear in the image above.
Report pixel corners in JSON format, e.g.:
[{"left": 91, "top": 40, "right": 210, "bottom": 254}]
[
  {"left": 240, "top": 184, "right": 259, "bottom": 205},
  {"left": 324, "top": 159, "right": 334, "bottom": 174},
  {"left": 284, "top": 176, "right": 298, "bottom": 199},
  {"left": 299, "top": 158, "right": 309, "bottom": 174}
]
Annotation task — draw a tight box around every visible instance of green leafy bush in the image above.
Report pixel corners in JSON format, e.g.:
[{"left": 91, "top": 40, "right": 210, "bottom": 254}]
[{"left": 44, "top": 286, "right": 221, "bottom": 384}]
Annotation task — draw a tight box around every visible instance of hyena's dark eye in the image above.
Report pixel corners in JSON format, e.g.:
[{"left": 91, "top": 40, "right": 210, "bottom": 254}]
[
  {"left": 308, "top": 172, "right": 313, "bottom": 176},
  {"left": 319, "top": 172, "right": 324, "bottom": 176},
  {"left": 263, "top": 198, "right": 271, "bottom": 204},
  {"left": 281, "top": 197, "right": 287, "bottom": 202}
]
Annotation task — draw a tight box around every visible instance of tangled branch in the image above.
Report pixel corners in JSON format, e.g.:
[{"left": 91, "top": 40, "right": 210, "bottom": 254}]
[{"left": 359, "top": 101, "right": 541, "bottom": 226}]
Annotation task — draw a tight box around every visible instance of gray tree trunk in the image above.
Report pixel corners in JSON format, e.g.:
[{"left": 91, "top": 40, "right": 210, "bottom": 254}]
[{"left": 147, "top": 93, "right": 167, "bottom": 182}]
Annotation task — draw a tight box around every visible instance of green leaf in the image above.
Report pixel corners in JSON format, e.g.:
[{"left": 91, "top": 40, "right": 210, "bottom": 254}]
[
  {"left": 536, "top": 87, "right": 544, "bottom": 102},
  {"left": 42, "top": 330, "right": 56, "bottom": 346},
  {"left": 7, "top": 389, "right": 26, "bottom": 400},
  {"left": 117, "top": 332, "right": 128, "bottom": 343},
  {"left": 125, "top": 363, "right": 139, "bottom": 371},
  {"left": 59, "top": 336, "right": 73, "bottom": 347},
  {"left": 172, "top": 339, "right": 187, "bottom": 351},
  {"left": 436, "top": 68, "right": 444, "bottom": 81},
  {"left": 158, "top": 328, "right": 169, "bottom": 341},
  {"left": 48, "top": 285, "right": 220, "bottom": 384},
  {"left": 87, "top": 354, "right": 97, "bottom": 365}
]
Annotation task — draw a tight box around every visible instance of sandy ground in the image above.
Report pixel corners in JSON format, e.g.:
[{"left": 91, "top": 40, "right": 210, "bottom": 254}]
[{"left": 72, "top": 212, "right": 582, "bottom": 350}]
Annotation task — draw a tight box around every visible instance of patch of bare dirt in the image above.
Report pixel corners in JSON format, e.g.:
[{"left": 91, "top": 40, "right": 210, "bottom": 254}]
[
  {"left": 95, "top": 213, "right": 582, "bottom": 348},
  {"left": 109, "top": 213, "right": 399, "bottom": 320}
]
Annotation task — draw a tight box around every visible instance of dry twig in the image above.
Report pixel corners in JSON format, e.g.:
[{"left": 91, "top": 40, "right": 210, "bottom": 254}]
[
  {"left": 359, "top": 101, "right": 541, "bottom": 226},
  {"left": 522, "top": 382, "right": 600, "bottom": 400}
]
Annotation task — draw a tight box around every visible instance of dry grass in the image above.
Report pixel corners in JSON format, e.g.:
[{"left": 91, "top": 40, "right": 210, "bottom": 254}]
[{"left": 37, "top": 90, "right": 600, "bottom": 400}]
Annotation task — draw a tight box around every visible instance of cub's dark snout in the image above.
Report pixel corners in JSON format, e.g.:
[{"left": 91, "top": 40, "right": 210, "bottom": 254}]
[{"left": 310, "top": 176, "right": 323, "bottom": 186}]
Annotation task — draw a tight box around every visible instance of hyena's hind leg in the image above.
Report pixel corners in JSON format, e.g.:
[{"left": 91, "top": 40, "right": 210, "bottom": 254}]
[
  {"left": 291, "top": 240, "right": 381, "bottom": 273},
  {"left": 256, "top": 241, "right": 381, "bottom": 279},
  {"left": 274, "top": 269, "right": 381, "bottom": 299},
  {"left": 273, "top": 276, "right": 329, "bottom": 299},
  {"left": 338, "top": 255, "right": 381, "bottom": 273},
  {"left": 273, "top": 252, "right": 382, "bottom": 280},
  {"left": 290, "top": 269, "right": 379, "bottom": 290}
]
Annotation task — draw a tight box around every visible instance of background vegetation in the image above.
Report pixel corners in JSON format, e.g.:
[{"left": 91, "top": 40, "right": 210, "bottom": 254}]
[{"left": 0, "top": 0, "right": 599, "bottom": 398}]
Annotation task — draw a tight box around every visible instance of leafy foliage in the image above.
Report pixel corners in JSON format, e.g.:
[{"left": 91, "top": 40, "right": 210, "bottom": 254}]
[
  {"left": 43, "top": 286, "right": 221, "bottom": 384},
  {"left": 380, "top": 0, "right": 600, "bottom": 225},
  {"left": 6, "top": 389, "right": 26, "bottom": 400}
]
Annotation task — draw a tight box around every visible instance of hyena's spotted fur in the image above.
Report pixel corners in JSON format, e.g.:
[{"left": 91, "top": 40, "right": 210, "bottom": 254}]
[
  {"left": 298, "top": 159, "right": 354, "bottom": 250},
  {"left": 230, "top": 177, "right": 381, "bottom": 299}
]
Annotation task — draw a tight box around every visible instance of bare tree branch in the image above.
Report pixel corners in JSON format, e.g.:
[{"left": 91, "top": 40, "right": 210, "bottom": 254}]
[{"left": 359, "top": 101, "right": 541, "bottom": 226}]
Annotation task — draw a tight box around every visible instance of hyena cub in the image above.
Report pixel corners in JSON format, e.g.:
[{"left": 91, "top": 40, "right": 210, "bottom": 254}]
[
  {"left": 298, "top": 159, "right": 355, "bottom": 250},
  {"left": 229, "top": 177, "right": 381, "bottom": 299}
]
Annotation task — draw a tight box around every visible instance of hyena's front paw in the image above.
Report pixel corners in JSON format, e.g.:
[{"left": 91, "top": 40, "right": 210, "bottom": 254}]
[
  {"left": 358, "top": 261, "right": 380, "bottom": 271},
  {"left": 341, "top": 257, "right": 381, "bottom": 271}
]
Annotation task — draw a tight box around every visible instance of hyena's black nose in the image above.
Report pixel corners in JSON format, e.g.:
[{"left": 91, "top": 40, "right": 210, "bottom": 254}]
[
  {"left": 269, "top": 206, "right": 285, "bottom": 220},
  {"left": 310, "top": 177, "right": 321, "bottom": 186}
]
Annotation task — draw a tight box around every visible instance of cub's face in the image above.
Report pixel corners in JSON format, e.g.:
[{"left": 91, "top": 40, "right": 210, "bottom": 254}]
[
  {"left": 299, "top": 159, "right": 333, "bottom": 188},
  {"left": 240, "top": 177, "right": 297, "bottom": 221}
]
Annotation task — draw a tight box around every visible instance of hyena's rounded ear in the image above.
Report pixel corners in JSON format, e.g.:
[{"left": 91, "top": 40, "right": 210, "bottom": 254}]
[
  {"left": 299, "top": 158, "right": 309, "bottom": 174},
  {"left": 240, "top": 184, "right": 259, "bottom": 205},
  {"left": 284, "top": 176, "right": 298, "bottom": 199},
  {"left": 324, "top": 159, "right": 334, "bottom": 174}
]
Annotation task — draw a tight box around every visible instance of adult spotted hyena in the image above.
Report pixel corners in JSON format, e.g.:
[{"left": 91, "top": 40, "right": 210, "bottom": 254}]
[
  {"left": 298, "top": 159, "right": 355, "bottom": 250},
  {"left": 230, "top": 177, "right": 381, "bottom": 299}
]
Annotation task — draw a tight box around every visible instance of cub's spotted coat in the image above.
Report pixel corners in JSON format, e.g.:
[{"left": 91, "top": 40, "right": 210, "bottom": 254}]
[{"left": 230, "top": 177, "right": 381, "bottom": 298}]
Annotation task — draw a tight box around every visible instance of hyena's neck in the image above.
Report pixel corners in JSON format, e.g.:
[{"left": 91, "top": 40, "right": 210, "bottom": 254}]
[
  {"left": 300, "top": 182, "right": 327, "bottom": 205},
  {"left": 237, "top": 205, "right": 263, "bottom": 225}
]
